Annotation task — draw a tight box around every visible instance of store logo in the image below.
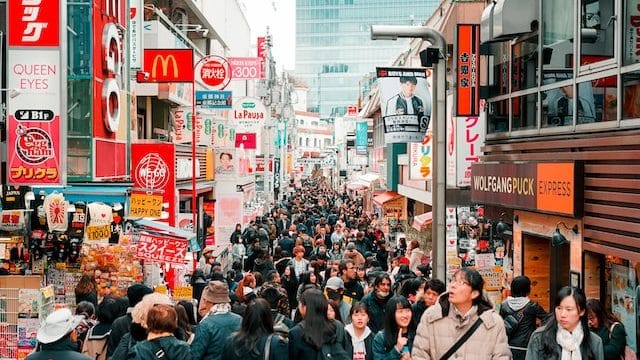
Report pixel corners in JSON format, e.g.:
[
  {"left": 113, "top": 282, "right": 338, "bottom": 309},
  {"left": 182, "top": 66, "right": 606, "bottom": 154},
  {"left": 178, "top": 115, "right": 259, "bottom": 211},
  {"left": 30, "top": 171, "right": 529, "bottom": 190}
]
[
  {"left": 152, "top": 54, "right": 178, "bottom": 79},
  {"left": 14, "top": 125, "right": 54, "bottom": 165},
  {"left": 134, "top": 153, "right": 169, "bottom": 190}
]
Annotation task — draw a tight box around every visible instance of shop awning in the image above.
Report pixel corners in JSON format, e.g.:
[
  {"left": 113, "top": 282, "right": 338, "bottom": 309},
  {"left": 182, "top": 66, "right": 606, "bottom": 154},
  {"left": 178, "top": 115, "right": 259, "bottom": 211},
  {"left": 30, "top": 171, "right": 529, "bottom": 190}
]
[
  {"left": 373, "top": 191, "right": 402, "bottom": 206},
  {"left": 412, "top": 212, "right": 433, "bottom": 231},
  {"left": 33, "top": 184, "right": 131, "bottom": 204},
  {"left": 346, "top": 180, "right": 369, "bottom": 190}
]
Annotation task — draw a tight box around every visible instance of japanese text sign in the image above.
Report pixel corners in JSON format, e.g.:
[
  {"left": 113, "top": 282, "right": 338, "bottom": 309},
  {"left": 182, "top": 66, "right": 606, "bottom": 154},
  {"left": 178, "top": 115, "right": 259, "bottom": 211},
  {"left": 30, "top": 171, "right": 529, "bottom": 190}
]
[
  {"left": 172, "top": 286, "right": 193, "bottom": 300},
  {"left": 228, "top": 57, "right": 264, "bottom": 79},
  {"left": 129, "top": 193, "right": 163, "bottom": 218},
  {"left": 196, "top": 91, "right": 232, "bottom": 109},
  {"left": 135, "top": 233, "right": 188, "bottom": 265},
  {"left": 8, "top": 0, "right": 60, "bottom": 47},
  {"left": 455, "top": 24, "right": 480, "bottom": 116}
]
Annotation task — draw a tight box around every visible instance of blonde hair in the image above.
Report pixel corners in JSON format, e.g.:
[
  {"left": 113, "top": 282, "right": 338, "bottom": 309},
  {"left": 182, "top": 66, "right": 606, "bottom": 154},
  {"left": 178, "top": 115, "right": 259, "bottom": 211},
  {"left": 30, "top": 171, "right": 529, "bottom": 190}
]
[{"left": 131, "top": 292, "right": 173, "bottom": 328}]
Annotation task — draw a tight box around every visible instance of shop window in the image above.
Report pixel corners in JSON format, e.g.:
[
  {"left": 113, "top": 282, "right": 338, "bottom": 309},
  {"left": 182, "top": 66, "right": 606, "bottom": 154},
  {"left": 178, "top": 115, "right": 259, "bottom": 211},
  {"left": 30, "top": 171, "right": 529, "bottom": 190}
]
[
  {"left": 542, "top": 84, "right": 575, "bottom": 127},
  {"left": 622, "top": 71, "right": 640, "bottom": 119},
  {"left": 487, "top": 99, "right": 509, "bottom": 133},
  {"left": 583, "top": 251, "right": 638, "bottom": 353},
  {"left": 67, "top": 79, "right": 92, "bottom": 135},
  {"left": 512, "top": 93, "right": 538, "bottom": 130},
  {"left": 542, "top": 0, "right": 574, "bottom": 84},
  {"left": 512, "top": 36, "right": 539, "bottom": 92},
  {"left": 623, "top": 0, "right": 640, "bottom": 65},
  {"left": 577, "top": 76, "right": 616, "bottom": 124},
  {"left": 67, "top": 137, "right": 91, "bottom": 179},
  {"left": 486, "top": 42, "right": 510, "bottom": 99},
  {"left": 580, "top": 0, "right": 615, "bottom": 66}
]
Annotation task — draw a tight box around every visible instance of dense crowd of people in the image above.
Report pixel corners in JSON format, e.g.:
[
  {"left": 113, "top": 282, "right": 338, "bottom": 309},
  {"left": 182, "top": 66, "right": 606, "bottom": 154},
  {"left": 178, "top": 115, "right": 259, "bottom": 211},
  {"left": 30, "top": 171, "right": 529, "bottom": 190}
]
[{"left": 26, "top": 177, "right": 630, "bottom": 359}]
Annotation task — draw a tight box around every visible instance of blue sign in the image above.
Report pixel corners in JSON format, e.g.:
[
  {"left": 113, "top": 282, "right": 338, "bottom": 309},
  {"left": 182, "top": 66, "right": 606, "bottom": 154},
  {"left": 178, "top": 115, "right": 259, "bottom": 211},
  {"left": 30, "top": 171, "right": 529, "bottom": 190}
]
[
  {"left": 356, "top": 121, "right": 368, "bottom": 154},
  {"left": 196, "top": 91, "right": 232, "bottom": 109}
]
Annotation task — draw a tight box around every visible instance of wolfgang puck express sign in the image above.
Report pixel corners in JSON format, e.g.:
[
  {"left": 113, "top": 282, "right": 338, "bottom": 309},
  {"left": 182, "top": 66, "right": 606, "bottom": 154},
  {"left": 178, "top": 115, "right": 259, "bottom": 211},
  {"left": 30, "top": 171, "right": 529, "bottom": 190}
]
[{"left": 470, "top": 162, "right": 583, "bottom": 217}]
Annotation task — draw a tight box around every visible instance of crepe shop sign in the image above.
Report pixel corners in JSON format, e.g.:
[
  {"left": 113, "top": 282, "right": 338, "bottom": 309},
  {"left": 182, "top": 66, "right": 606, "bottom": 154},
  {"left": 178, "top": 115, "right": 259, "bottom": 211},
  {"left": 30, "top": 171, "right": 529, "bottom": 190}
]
[{"left": 135, "top": 233, "right": 188, "bottom": 265}]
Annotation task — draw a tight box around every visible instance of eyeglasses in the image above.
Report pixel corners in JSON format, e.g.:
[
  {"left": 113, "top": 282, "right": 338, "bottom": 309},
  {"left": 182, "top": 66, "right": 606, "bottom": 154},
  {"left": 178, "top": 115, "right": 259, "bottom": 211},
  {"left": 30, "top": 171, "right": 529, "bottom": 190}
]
[{"left": 450, "top": 279, "right": 470, "bottom": 287}]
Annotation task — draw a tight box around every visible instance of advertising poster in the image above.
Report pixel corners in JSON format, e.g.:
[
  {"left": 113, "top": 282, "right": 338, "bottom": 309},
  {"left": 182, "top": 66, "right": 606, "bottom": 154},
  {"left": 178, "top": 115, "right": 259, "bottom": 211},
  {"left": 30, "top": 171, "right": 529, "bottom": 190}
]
[
  {"left": 611, "top": 264, "right": 637, "bottom": 351},
  {"left": 131, "top": 143, "right": 176, "bottom": 225},
  {"left": 377, "top": 67, "right": 432, "bottom": 144},
  {"left": 215, "top": 148, "right": 238, "bottom": 179},
  {"left": 214, "top": 192, "right": 243, "bottom": 246},
  {"left": 355, "top": 121, "right": 368, "bottom": 154},
  {"left": 213, "top": 121, "right": 236, "bottom": 149},
  {"left": 456, "top": 99, "right": 486, "bottom": 187}
]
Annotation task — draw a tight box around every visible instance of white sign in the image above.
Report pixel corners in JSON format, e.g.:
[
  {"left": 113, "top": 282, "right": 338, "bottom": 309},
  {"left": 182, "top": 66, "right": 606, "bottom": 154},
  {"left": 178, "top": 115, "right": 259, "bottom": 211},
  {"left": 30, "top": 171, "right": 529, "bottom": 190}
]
[
  {"left": 170, "top": 107, "right": 191, "bottom": 144},
  {"left": 176, "top": 158, "right": 201, "bottom": 180},
  {"left": 455, "top": 100, "right": 486, "bottom": 187},
  {"left": 129, "top": 0, "right": 143, "bottom": 69},
  {"left": 230, "top": 97, "right": 267, "bottom": 131},
  {"left": 445, "top": 94, "right": 457, "bottom": 187},
  {"left": 8, "top": 50, "right": 61, "bottom": 114},
  {"left": 213, "top": 121, "right": 236, "bottom": 149}
]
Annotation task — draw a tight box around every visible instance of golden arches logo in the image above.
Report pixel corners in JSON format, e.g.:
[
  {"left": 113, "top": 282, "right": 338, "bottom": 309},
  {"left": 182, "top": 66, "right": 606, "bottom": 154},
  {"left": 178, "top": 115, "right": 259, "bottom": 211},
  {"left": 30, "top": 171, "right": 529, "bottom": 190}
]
[{"left": 151, "top": 54, "right": 179, "bottom": 78}]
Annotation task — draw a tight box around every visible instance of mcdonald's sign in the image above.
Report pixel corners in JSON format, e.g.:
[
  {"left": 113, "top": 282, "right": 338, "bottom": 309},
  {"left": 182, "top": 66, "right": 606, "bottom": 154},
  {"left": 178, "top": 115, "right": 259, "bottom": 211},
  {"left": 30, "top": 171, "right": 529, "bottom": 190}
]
[{"left": 140, "top": 49, "right": 194, "bottom": 82}]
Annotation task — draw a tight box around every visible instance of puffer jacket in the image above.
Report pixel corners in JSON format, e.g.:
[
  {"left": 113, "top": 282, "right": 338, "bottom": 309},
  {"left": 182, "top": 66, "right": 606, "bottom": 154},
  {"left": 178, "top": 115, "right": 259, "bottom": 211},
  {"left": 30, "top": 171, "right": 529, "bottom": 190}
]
[
  {"left": 499, "top": 297, "right": 548, "bottom": 360},
  {"left": 411, "top": 292, "right": 511, "bottom": 360}
]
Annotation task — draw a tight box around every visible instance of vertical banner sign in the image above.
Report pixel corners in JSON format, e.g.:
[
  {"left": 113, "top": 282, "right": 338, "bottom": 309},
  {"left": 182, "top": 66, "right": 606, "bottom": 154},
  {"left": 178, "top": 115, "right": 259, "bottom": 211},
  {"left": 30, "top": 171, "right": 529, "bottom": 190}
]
[
  {"left": 626, "top": 1, "right": 640, "bottom": 65},
  {"left": 355, "top": 121, "right": 368, "bottom": 155},
  {"left": 273, "top": 157, "right": 281, "bottom": 191},
  {"left": 456, "top": 100, "right": 486, "bottom": 187},
  {"left": 214, "top": 192, "right": 243, "bottom": 246},
  {"left": 257, "top": 37, "right": 267, "bottom": 79},
  {"left": 7, "top": 0, "right": 63, "bottom": 185},
  {"left": 445, "top": 94, "right": 457, "bottom": 187},
  {"left": 129, "top": 0, "right": 143, "bottom": 69},
  {"left": 377, "top": 67, "right": 432, "bottom": 144},
  {"left": 131, "top": 143, "right": 176, "bottom": 225},
  {"left": 455, "top": 24, "right": 481, "bottom": 117}
]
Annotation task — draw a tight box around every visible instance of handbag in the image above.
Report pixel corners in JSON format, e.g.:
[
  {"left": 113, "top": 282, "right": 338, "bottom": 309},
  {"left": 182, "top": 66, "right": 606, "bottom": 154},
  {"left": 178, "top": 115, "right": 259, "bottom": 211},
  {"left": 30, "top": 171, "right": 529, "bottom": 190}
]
[
  {"left": 609, "top": 323, "right": 636, "bottom": 360},
  {"left": 439, "top": 318, "right": 483, "bottom": 360},
  {"left": 263, "top": 334, "right": 274, "bottom": 360}
]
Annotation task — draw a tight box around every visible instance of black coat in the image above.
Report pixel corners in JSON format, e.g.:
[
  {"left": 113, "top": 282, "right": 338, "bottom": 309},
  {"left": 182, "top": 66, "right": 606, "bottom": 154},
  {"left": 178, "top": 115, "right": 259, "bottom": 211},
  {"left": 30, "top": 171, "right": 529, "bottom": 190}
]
[
  {"left": 222, "top": 334, "right": 289, "bottom": 360},
  {"left": 26, "top": 338, "right": 91, "bottom": 360},
  {"left": 499, "top": 300, "right": 548, "bottom": 360},
  {"left": 107, "top": 313, "right": 132, "bottom": 357},
  {"left": 129, "top": 335, "right": 192, "bottom": 360},
  {"left": 288, "top": 320, "right": 352, "bottom": 359}
]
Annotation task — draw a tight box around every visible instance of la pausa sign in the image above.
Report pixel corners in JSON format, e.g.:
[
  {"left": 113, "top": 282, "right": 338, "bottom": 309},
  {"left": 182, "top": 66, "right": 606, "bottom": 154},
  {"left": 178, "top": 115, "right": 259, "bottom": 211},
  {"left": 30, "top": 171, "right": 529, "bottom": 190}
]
[
  {"left": 231, "top": 97, "right": 268, "bottom": 131},
  {"left": 470, "top": 162, "right": 584, "bottom": 217}
]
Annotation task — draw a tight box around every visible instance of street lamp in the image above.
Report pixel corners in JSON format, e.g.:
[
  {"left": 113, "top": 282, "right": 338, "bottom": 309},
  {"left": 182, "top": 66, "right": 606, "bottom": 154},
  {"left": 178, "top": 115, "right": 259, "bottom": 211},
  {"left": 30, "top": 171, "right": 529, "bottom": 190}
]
[{"left": 370, "top": 25, "right": 447, "bottom": 280}]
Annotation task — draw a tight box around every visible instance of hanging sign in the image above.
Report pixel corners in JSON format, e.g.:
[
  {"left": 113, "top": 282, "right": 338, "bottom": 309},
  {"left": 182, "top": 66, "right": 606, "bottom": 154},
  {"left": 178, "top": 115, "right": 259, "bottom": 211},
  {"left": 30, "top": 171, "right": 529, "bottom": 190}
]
[
  {"left": 135, "top": 233, "right": 188, "bottom": 265},
  {"left": 129, "top": 193, "right": 163, "bottom": 218}
]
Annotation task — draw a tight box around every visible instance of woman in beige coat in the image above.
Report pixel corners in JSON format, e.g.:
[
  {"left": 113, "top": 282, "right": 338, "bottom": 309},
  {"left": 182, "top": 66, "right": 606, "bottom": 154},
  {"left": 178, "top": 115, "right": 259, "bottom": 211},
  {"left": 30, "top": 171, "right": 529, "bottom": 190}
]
[{"left": 411, "top": 268, "right": 511, "bottom": 359}]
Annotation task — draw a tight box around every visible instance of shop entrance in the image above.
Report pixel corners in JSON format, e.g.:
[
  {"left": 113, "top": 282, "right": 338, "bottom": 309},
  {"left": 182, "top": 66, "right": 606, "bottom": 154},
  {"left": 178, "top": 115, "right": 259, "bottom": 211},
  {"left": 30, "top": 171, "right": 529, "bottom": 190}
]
[{"left": 522, "top": 233, "right": 570, "bottom": 311}]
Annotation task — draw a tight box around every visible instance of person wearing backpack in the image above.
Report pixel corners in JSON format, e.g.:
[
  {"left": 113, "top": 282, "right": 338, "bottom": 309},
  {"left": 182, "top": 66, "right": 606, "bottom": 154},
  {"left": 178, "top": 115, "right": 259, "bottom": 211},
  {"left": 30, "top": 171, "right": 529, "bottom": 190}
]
[
  {"left": 498, "top": 275, "right": 548, "bottom": 360},
  {"left": 128, "top": 304, "right": 192, "bottom": 360},
  {"left": 82, "top": 297, "right": 120, "bottom": 360},
  {"left": 288, "top": 289, "right": 352, "bottom": 360}
]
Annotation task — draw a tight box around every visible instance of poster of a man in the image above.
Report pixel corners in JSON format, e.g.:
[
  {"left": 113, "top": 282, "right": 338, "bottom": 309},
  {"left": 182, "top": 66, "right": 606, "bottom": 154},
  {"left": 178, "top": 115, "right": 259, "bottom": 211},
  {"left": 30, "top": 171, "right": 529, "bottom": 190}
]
[{"left": 385, "top": 76, "right": 426, "bottom": 117}]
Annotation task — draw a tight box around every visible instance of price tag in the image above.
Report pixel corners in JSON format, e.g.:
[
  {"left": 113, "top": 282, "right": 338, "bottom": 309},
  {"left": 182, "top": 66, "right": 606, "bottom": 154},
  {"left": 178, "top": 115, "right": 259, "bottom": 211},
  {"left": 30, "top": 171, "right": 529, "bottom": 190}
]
[
  {"left": 173, "top": 286, "right": 193, "bottom": 300},
  {"left": 129, "top": 193, "right": 163, "bottom": 218},
  {"left": 41, "top": 285, "right": 54, "bottom": 299},
  {"left": 86, "top": 225, "right": 111, "bottom": 241}
]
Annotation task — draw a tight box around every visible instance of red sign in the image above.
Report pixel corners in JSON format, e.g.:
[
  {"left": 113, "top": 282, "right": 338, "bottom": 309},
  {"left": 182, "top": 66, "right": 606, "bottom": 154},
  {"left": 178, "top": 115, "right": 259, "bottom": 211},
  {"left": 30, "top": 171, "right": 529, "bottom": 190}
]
[
  {"left": 131, "top": 143, "right": 176, "bottom": 225},
  {"left": 140, "top": 49, "right": 194, "bottom": 83},
  {"left": 8, "top": 0, "right": 60, "bottom": 47},
  {"left": 347, "top": 105, "right": 358, "bottom": 117},
  {"left": 136, "top": 233, "right": 188, "bottom": 265},
  {"left": 234, "top": 133, "right": 257, "bottom": 149},
  {"left": 229, "top": 57, "right": 264, "bottom": 79},
  {"left": 455, "top": 24, "right": 480, "bottom": 117},
  {"left": 196, "top": 55, "right": 231, "bottom": 90},
  {"left": 255, "top": 155, "right": 265, "bottom": 172},
  {"left": 7, "top": 115, "right": 61, "bottom": 184},
  {"left": 257, "top": 37, "right": 266, "bottom": 78}
]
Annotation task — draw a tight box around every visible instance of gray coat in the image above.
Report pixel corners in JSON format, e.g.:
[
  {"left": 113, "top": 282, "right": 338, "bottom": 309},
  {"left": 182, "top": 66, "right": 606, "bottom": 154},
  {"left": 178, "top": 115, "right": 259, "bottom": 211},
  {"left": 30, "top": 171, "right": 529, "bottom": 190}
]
[{"left": 525, "top": 326, "right": 604, "bottom": 360}]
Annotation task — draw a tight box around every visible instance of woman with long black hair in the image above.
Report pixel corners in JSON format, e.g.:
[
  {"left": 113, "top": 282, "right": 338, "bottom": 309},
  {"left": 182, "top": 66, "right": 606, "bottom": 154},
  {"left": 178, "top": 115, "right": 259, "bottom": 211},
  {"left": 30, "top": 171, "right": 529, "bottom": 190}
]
[
  {"left": 586, "top": 299, "right": 627, "bottom": 360},
  {"left": 526, "top": 286, "right": 603, "bottom": 360},
  {"left": 222, "top": 298, "right": 288, "bottom": 360},
  {"left": 371, "top": 295, "right": 416, "bottom": 360},
  {"left": 288, "top": 289, "right": 352, "bottom": 359}
]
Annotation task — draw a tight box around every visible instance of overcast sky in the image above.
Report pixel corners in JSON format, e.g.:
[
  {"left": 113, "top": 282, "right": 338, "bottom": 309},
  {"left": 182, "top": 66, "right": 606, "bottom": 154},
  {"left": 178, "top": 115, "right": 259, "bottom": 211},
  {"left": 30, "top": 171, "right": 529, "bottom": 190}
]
[{"left": 241, "top": 0, "right": 296, "bottom": 72}]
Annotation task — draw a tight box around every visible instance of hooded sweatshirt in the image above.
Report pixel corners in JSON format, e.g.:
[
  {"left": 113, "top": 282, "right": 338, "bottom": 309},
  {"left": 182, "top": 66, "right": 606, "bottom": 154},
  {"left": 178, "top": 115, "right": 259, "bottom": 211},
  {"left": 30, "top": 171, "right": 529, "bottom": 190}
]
[
  {"left": 345, "top": 323, "right": 373, "bottom": 360},
  {"left": 504, "top": 296, "right": 530, "bottom": 311}
]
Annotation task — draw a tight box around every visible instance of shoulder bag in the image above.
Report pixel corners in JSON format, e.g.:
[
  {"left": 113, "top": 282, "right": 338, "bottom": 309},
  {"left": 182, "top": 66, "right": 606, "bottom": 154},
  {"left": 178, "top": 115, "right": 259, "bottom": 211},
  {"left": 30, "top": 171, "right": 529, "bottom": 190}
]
[
  {"left": 439, "top": 318, "right": 483, "bottom": 360},
  {"left": 263, "top": 334, "right": 274, "bottom": 360},
  {"left": 609, "top": 322, "right": 636, "bottom": 360}
]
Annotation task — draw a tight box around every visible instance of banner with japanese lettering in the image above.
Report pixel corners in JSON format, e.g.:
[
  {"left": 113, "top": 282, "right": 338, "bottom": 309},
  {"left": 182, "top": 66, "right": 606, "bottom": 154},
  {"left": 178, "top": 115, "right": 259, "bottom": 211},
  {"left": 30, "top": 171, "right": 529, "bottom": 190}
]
[
  {"left": 7, "top": 0, "right": 64, "bottom": 185},
  {"left": 455, "top": 24, "right": 480, "bottom": 117},
  {"left": 456, "top": 100, "right": 486, "bottom": 187},
  {"left": 131, "top": 143, "right": 176, "bottom": 225},
  {"left": 135, "top": 232, "right": 188, "bottom": 265}
]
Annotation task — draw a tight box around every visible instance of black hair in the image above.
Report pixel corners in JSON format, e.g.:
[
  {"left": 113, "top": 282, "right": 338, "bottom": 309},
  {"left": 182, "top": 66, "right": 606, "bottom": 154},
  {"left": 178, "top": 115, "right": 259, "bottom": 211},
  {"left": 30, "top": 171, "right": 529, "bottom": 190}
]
[
  {"left": 232, "top": 298, "right": 274, "bottom": 357},
  {"left": 349, "top": 301, "right": 370, "bottom": 318},
  {"left": 399, "top": 76, "right": 417, "bottom": 84},
  {"left": 76, "top": 301, "right": 95, "bottom": 319},
  {"left": 539, "top": 286, "right": 594, "bottom": 358},
  {"left": 424, "top": 278, "right": 446, "bottom": 295},
  {"left": 510, "top": 276, "right": 532, "bottom": 297},
  {"left": 586, "top": 298, "right": 619, "bottom": 332},
  {"left": 178, "top": 300, "right": 198, "bottom": 326},
  {"left": 374, "top": 272, "right": 392, "bottom": 288},
  {"left": 381, "top": 295, "right": 414, "bottom": 351},
  {"left": 219, "top": 152, "right": 232, "bottom": 160},
  {"left": 400, "top": 277, "right": 426, "bottom": 299},
  {"left": 328, "top": 301, "right": 343, "bottom": 324},
  {"left": 97, "top": 297, "right": 120, "bottom": 324},
  {"left": 266, "top": 270, "right": 279, "bottom": 282},
  {"left": 299, "top": 289, "right": 336, "bottom": 350}
]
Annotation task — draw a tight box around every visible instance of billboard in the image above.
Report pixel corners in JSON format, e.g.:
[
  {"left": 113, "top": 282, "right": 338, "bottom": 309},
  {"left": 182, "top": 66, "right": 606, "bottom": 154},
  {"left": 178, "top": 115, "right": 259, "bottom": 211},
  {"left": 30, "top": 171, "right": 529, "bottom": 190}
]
[
  {"left": 355, "top": 121, "right": 368, "bottom": 155},
  {"left": 377, "top": 67, "right": 432, "bottom": 144},
  {"left": 131, "top": 143, "right": 176, "bottom": 225},
  {"left": 140, "top": 49, "right": 194, "bottom": 83},
  {"left": 455, "top": 24, "right": 481, "bottom": 116}
]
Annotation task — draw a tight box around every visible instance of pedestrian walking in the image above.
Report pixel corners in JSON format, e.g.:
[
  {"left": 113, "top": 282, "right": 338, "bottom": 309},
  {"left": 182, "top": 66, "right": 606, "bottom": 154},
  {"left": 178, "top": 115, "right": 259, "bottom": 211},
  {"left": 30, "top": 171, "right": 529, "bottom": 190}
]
[
  {"left": 345, "top": 302, "right": 374, "bottom": 360},
  {"left": 371, "top": 295, "right": 416, "bottom": 360},
  {"left": 26, "top": 308, "right": 90, "bottom": 360},
  {"left": 127, "top": 304, "right": 192, "bottom": 360},
  {"left": 587, "top": 298, "right": 626, "bottom": 360}
]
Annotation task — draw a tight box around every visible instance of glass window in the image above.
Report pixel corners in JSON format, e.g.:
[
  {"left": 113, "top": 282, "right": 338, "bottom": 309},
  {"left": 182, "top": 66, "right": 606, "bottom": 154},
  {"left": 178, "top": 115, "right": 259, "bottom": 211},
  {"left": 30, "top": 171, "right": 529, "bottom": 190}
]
[
  {"left": 542, "top": 0, "right": 574, "bottom": 83},
  {"left": 512, "top": 35, "right": 539, "bottom": 91},
  {"left": 67, "top": 79, "right": 92, "bottom": 135},
  {"left": 67, "top": 2, "right": 92, "bottom": 77},
  {"left": 67, "top": 137, "right": 91, "bottom": 179},
  {"left": 487, "top": 100, "right": 509, "bottom": 133},
  {"left": 512, "top": 93, "right": 538, "bottom": 130},
  {"left": 622, "top": 71, "right": 640, "bottom": 119},
  {"left": 543, "top": 85, "right": 575, "bottom": 127},
  {"left": 486, "top": 42, "right": 510, "bottom": 98},
  {"left": 580, "top": 0, "right": 615, "bottom": 66},
  {"left": 623, "top": 0, "right": 640, "bottom": 65},
  {"left": 577, "top": 76, "right": 616, "bottom": 124}
]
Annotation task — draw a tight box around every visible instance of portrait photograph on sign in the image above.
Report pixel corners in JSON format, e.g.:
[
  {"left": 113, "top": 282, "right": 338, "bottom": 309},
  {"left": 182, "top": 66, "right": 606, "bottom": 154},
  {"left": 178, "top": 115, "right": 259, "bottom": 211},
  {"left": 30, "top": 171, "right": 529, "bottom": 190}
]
[
  {"left": 377, "top": 67, "right": 432, "bottom": 144},
  {"left": 215, "top": 148, "right": 238, "bottom": 179}
]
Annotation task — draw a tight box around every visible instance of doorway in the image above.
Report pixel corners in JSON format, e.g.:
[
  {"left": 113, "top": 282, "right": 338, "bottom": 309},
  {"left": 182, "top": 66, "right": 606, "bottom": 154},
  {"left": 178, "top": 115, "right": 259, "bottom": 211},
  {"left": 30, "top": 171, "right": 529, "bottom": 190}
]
[{"left": 522, "top": 233, "right": 570, "bottom": 311}]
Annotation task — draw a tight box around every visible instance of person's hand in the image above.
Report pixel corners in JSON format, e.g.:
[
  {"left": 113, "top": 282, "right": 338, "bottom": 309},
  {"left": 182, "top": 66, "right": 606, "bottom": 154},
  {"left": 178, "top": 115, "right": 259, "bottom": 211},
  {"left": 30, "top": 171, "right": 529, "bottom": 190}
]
[{"left": 396, "top": 329, "right": 408, "bottom": 353}]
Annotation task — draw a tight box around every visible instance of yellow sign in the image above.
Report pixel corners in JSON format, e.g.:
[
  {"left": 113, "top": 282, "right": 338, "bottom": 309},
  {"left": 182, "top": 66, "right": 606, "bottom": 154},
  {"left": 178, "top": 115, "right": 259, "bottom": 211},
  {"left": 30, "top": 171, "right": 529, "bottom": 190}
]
[
  {"left": 152, "top": 55, "right": 178, "bottom": 78},
  {"left": 130, "top": 193, "right": 163, "bottom": 218},
  {"left": 173, "top": 286, "right": 193, "bottom": 300},
  {"left": 86, "top": 225, "right": 111, "bottom": 241}
]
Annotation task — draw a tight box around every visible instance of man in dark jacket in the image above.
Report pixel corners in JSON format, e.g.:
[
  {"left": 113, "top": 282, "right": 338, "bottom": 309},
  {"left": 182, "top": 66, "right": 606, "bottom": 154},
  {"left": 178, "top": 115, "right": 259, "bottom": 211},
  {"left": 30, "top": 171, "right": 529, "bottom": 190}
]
[
  {"left": 361, "top": 273, "right": 393, "bottom": 333},
  {"left": 106, "top": 283, "right": 152, "bottom": 357},
  {"left": 27, "top": 308, "right": 91, "bottom": 360}
]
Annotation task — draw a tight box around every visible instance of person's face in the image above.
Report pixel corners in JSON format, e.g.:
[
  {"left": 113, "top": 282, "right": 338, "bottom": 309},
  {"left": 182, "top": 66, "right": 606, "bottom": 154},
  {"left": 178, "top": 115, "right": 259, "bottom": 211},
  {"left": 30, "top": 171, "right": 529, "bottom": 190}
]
[
  {"left": 310, "top": 273, "right": 317, "bottom": 283},
  {"left": 327, "top": 305, "right": 336, "bottom": 320},
  {"left": 376, "top": 278, "right": 392, "bottom": 296},
  {"left": 272, "top": 273, "right": 281, "bottom": 284},
  {"left": 220, "top": 154, "right": 231, "bottom": 166},
  {"left": 351, "top": 310, "right": 369, "bottom": 330},
  {"left": 587, "top": 310, "right": 599, "bottom": 329},
  {"left": 330, "top": 267, "right": 339, "bottom": 277},
  {"left": 556, "top": 296, "right": 584, "bottom": 332},
  {"left": 448, "top": 274, "right": 478, "bottom": 306},
  {"left": 345, "top": 263, "right": 357, "bottom": 280},
  {"left": 284, "top": 267, "right": 291, "bottom": 276},
  {"left": 395, "top": 307, "right": 412, "bottom": 329},
  {"left": 424, "top": 288, "right": 441, "bottom": 307}
]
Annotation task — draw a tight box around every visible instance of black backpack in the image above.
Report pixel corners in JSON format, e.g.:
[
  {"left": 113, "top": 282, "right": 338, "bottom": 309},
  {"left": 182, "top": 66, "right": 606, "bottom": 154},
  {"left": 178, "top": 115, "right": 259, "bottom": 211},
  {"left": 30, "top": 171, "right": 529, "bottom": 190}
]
[{"left": 317, "top": 324, "right": 350, "bottom": 360}]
